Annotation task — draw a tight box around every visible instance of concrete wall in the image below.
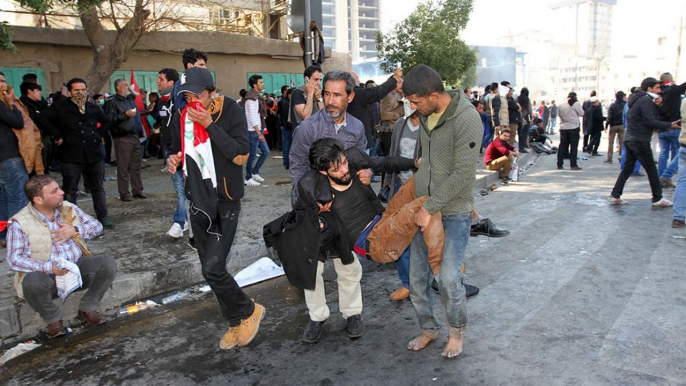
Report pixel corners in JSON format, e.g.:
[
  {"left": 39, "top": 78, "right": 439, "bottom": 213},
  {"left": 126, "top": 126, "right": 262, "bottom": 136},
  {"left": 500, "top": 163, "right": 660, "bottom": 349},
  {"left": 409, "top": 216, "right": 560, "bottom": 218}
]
[{"left": 0, "top": 27, "right": 351, "bottom": 97}]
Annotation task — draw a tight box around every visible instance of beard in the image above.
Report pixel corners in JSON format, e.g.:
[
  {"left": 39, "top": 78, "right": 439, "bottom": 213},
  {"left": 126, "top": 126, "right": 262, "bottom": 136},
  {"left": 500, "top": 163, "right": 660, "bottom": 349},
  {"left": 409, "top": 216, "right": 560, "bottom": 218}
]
[{"left": 329, "top": 173, "right": 351, "bottom": 186}]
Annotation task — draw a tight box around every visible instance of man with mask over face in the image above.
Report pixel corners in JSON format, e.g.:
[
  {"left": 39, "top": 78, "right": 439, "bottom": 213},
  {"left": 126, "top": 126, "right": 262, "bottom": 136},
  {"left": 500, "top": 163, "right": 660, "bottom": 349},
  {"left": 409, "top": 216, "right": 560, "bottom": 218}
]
[
  {"left": 42, "top": 78, "right": 114, "bottom": 228},
  {"left": 106, "top": 79, "right": 146, "bottom": 203}
]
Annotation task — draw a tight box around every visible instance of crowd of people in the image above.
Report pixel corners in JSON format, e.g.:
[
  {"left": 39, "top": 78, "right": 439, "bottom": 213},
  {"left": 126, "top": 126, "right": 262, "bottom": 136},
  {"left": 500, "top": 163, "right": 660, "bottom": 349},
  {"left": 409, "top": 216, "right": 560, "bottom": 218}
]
[{"left": 1, "top": 47, "right": 684, "bottom": 360}]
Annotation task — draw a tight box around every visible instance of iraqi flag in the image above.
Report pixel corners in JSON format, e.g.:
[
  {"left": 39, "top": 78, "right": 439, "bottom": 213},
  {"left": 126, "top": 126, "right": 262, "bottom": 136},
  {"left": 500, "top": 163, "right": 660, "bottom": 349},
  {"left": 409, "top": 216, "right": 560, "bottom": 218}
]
[{"left": 130, "top": 70, "right": 151, "bottom": 137}]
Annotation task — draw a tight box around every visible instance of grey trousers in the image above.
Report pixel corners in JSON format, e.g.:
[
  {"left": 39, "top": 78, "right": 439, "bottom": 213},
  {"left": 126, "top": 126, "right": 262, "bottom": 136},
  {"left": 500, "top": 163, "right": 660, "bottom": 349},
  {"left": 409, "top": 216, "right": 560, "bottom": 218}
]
[
  {"left": 113, "top": 134, "right": 143, "bottom": 198},
  {"left": 22, "top": 254, "right": 118, "bottom": 324}
]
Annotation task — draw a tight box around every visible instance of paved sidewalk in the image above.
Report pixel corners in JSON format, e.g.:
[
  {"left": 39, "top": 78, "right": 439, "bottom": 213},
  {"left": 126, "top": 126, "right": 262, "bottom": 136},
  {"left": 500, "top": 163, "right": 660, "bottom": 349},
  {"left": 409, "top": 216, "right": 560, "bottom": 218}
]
[{"left": 0, "top": 149, "right": 536, "bottom": 345}]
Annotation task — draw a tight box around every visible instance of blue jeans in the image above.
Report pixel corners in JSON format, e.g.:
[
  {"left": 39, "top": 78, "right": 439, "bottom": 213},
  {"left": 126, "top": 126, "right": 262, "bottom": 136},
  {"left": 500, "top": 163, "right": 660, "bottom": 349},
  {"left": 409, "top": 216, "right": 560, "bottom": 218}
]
[
  {"left": 246, "top": 131, "right": 270, "bottom": 180},
  {"left": 547, "top": 117, "right": 557, "bottom": 133},
  {"left": 171, "top": 169, "right": 187, "bottom": 227},
  {"left": 481, "top": 120, "right": 493, "bottom": 149},
  {"left": 410, "top": 213, "right": 470, "bottom": 331},
  {"left": 281, "top": 126, "right": 292, "bottom": 167},
  {"left": 658, "top": 130, "right": 680, "bottom": 176},
  {"left": 673, "top": 147, "right": 686, "bottom": 222},
  {"left": 0, "top": 157, "right": 29, "bottom": 241},
  {"left": 660, "top": 153, "right": 679, "bottom": 180}
]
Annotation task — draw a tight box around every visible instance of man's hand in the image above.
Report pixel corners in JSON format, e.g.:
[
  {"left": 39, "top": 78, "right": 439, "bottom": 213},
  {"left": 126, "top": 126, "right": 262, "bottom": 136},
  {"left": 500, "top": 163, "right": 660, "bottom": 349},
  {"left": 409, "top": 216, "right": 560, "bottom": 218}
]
[
  {"left": 257, "top": 130, "right": 266, "bottom": 143},
  {"left": 54, "top": 139, "right": 64, "bottom": 146},
  {"left": 513, "top": 150, "right": 520, "bottom": 158},
  {"left": 317, "top": 201, "right": 332, "bottom": 214},
  {"left": 51, "top": 222, "right": 76, "bottom": 244},
  {"left": 672, "top": 120, "right": 681, "bottom": 129},
  {"left": 414, "top": 157, "right": 422, "bottom": 168},
  {"left": 188, "top": 104, "right": 213, "bottom": 128},
  {"left": 357, "top": 168, "right": 373, "bottom": 186},
  {"left": 415, "top": 206, "right": 431, "bottom": 232},
  {"left": 393, "top": 67, "right": 403, "bottom": 82},
  {"left": 305, "top": 77, "right": 316, "bottom": 96},
  {"left": 125, "top": 108, "right": 137, "bottom": 118},
  {"left": 313, "top": 87, "right": 322, "bottom": 101},
  {"left": 51, "top": 264, "right": 69, "bottom": 276},
  {"left": 167, "top": 151, "right": 182, "bottom": 173}
]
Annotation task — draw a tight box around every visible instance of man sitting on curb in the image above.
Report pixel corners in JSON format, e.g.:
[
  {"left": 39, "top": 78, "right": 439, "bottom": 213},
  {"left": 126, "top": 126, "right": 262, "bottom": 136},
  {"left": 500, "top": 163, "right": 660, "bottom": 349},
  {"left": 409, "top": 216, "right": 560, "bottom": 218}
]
[
  {"left": 6, "top": 175, "right": 117, "bottom": 338},
  {"left": 527, "top": 118, "right": 557, "bottom": 155},
  {"left": 484, "top": 129, "right": 519, "bottom": 182}
]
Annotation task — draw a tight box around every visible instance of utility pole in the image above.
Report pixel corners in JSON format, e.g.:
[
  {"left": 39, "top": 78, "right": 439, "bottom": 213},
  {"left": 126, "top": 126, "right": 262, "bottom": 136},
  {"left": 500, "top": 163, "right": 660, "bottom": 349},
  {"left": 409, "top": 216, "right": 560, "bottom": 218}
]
[{"left": 304, "top": 0, "right": 313, "bottom": 68}]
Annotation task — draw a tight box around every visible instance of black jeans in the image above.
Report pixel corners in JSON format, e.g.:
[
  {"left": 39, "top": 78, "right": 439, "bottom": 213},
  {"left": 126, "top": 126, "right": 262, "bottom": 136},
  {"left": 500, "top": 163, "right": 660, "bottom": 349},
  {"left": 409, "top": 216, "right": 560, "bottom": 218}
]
[
  {"left": 590, "top": 130, "right": 602, "bottom": 154},
  {"left": 611, "top": 141, "right": 663, "bottom": 202},
  {"left": 62, "top": 161, "right": 108, "bottom": 220},
  {"left": 190, "top": 201, "right": 254, "bottom": 326},
  {"left": 557, "top": 128, "right": 580, "bottom": 167}
]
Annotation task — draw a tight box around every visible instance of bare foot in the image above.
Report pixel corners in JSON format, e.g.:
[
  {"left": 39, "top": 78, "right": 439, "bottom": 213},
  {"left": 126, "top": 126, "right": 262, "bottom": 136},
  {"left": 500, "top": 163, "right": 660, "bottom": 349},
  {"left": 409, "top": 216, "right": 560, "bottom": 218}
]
[
  {"left": 441, "top": 335, "right": 463, "bottom": 359},
  {"left": 407, "top": 334, "right": 436, "bottom": 352}
]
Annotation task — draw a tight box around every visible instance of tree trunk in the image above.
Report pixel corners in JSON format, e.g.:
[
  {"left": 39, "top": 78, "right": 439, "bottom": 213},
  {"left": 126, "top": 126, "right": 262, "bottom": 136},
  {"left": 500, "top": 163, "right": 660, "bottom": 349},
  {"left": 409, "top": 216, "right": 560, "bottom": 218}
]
[{"left": 79, "top": 1, "right": 150, "bottom": 93}]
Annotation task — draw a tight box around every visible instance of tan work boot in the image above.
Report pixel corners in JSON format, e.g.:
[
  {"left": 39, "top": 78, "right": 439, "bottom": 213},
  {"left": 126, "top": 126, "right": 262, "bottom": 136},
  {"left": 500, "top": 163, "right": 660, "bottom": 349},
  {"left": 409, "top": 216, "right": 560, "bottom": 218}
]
[
  {"left": 389, "top": 287, "right": 410, "bottom": 301},
  {"left": 236, "top": 302, "right": 266, "bottom": 346},
  {"left": 219, "top": 326, "right": 239, "bottom": 350}
]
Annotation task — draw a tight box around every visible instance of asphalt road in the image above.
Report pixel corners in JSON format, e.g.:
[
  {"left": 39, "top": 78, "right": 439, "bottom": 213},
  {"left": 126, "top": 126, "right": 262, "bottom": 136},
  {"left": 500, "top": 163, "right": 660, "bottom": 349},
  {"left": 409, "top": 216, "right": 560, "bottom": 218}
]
[{"left": 1, "top": 146, "right": 684, "bottom": 386}]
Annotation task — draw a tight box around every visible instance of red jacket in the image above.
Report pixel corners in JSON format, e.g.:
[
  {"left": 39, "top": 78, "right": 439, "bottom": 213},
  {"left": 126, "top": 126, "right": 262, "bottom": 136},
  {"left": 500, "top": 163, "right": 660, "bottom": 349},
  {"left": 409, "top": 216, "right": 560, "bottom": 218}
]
[{"left": 484, "top": 137, "right": 514, "bottom": 164}]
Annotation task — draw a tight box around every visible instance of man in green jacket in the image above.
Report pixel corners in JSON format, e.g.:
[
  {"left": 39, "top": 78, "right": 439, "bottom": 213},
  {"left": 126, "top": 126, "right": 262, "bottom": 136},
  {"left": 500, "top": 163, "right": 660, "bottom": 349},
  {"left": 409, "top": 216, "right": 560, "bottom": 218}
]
[{"left": 402, "top": 65, "right": 482, "bottom": 359}]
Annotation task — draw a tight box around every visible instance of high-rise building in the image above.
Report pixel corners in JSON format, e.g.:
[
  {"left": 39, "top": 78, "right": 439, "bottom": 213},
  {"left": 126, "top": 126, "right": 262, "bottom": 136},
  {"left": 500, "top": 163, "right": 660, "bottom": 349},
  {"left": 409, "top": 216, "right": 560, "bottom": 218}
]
[
  {"left": 550, "top": 0, "right": 616, "bottom": 59},
  {"left": 321, "top": 0, "right": 382, "bottom": 61}
]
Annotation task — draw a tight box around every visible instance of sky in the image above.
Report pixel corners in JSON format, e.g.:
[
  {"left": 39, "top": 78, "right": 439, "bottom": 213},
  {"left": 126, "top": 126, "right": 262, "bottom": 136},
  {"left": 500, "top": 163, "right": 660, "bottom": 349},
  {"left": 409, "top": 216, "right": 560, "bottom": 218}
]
[{"left": 381, "top": 0, "right": 685, "bottom": 55}]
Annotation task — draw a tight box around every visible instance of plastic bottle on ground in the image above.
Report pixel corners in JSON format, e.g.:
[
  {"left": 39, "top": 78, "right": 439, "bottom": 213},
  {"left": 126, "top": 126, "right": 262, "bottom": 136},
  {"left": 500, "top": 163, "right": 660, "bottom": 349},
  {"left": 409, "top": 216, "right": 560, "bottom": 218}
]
[{"left": 161, "top": 290, "right": 191, "bottom": 305}]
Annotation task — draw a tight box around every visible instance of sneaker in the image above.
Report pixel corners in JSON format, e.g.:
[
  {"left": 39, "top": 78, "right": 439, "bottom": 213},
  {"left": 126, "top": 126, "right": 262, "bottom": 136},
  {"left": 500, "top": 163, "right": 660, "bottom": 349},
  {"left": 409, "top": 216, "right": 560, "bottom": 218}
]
[
  {"left": 652, "top": 198, "right": 673, "bottom": 207},
  {"left": 244, "top": 178, "right": 261, "bottom": 186},
  {"left": 252, "top": 174, "right": 265, "bottom": 183},
  {"left": 672, "top": 219, "right": 686, "bottom": 228},
  {"left": 519, "top": 149, "right": 529, "bottom": 153},
  {"left": 608, "top": 196, "right": 629, "bottom": 205},
  {"left": 463, "top": 283, "right": 480, "bottom": 298},
  {"left": 389, "top": 287, "right": 410, "bottom": 301},
  {"left": 182, "top": 222, "right": 189, "bottom": 232},
  {"left": 659, "top": 177, "right": 676, "bottom": 189},
  {"left": 604, "top": 160, "right": 613, "bottom": 164},
  {"left": 591, "top": 153, "right": 602, "bottom": 157},
  {"left": 219, "top": 326, "right": 239, "bottom": 350},
  {"left": 100, "top": 217, "right": 115, "bottom": 229},
  {"left": 188, "top": 237, "right": 197, "bottom": 251},
  {"left": 346, "top": 314, "right": 364, "bottom": 338},
  {"left": 167, "top": 223, "right": 183, "bottom": 238},
  {"left": 557, "top": 166, "right": 564, "bottom": 170},
  {"left": 470, "top": 218, "right": 510, "bottom": 238},
  {"left": 236, "top": 302, "right": 266, "bottom": 346},
  {"left": 302, "top": 320, "right": 325, "bottom": 343},
  {"left": 570, "top": 166, "right": 583, "bottom": 170}
]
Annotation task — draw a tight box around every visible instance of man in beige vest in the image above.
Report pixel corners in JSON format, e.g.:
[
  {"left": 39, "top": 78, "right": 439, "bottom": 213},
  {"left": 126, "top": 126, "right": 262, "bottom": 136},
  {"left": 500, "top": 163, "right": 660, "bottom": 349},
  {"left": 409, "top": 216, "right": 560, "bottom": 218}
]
[{"left": 6, "top": 175, "right": 117, "bottom": 338}]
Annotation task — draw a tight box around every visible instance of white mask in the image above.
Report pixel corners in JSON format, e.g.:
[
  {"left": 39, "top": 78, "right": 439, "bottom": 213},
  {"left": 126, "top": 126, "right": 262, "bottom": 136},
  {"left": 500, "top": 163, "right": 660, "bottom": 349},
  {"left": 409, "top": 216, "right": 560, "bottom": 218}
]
[{"left": 403, "top": 98, "right": 415, "bottom": 117}]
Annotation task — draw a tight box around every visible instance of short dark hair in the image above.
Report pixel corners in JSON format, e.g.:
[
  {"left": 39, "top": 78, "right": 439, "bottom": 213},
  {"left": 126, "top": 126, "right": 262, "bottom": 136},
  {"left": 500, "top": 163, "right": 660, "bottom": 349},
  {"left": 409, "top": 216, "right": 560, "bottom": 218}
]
[
  {"left": 501, "top": 129, "right": 511, "bottom": 134},
  {"left": 323, "top": 71, "right": 356, "bottom": 95},
  {"left": 182, "top": 48, "right": 208, "bottom": 69},
  {"left": 159, "top": 68, "right": 179, "bottom": 83},
  {"left": 309, "top": 138, "right": 345, "bottom": 172},
  {"left": 0, "top": 71, "right": 4, "bottom": 76},
  {"left": 66, "top": 78, "right": 87, "bottom": 91},
  {"left": 93, "top": 94, "right": 103, "bottom": 100},
  {"left": 533, "top": 117, "right": 543, "bottom": 126},
  {"left": 20, "top": 81, "right": 41, "bottom": 96},
  {"left": 22, "top": 73, "right": 38, "bottom": 83},
  {"left": 402, "top": 65, "right": 444, "bottom": 97},
  {"left": 239, "top": 89, "right": 247, "bottom": 98},
  {"left": 281, "top": 85, "right": 289, "bottom": 94},
  {"left": 490, "top": 82, "right": 498, "bottom": 90},
  {"left": 248, "top": 74, "right": 263, "bottom": 89},
  {"left": 501, "top": 81, "right": 511, "bottom": 87},
  {"left": 615, "top": 91, "right": 625, "bottom": 99},
  {"left": 304, "top": 65, "right": 323, "bottom": 79},
  {"left": 590, "top": 90, "right": 596, "bottom": 97},
  {"left": 26, "top": 175, "right": 57, "bottom": 204},
  {"left": 149, "top": 92, "right": 159, "bottom": 99},
  {"left": 471, "top": 100, "right": 481, "bottom": 108}
]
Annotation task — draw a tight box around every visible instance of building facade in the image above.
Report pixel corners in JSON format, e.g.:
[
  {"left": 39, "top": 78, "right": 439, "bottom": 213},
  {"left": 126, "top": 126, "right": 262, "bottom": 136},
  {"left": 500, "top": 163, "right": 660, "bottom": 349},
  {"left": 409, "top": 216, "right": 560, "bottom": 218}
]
[{"left": 321, "top": 0, "right": 381, "bottom": 61}]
